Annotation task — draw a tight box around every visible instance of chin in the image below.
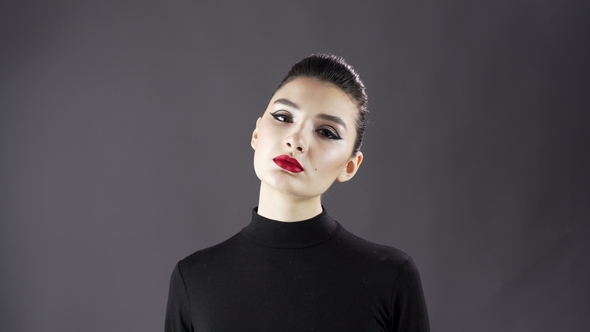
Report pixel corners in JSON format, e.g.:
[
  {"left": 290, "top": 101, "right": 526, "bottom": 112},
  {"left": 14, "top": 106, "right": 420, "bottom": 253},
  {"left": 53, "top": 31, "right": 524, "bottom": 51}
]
[{"left": 259, "top": 175, "right": 302, "bottom": 195}]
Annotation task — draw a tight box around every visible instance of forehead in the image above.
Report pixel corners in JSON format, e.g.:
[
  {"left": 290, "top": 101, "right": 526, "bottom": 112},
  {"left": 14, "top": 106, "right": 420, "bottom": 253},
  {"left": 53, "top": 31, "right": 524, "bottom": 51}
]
[{"left": 271, "top": 77, "right": 359, "bottom": 122}]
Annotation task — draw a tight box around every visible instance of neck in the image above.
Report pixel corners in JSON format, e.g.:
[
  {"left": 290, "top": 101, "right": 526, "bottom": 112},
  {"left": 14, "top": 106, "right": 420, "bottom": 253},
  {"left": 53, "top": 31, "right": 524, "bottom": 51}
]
[{"left": 257, "top": 182, "right": 323, "bottom": 222}]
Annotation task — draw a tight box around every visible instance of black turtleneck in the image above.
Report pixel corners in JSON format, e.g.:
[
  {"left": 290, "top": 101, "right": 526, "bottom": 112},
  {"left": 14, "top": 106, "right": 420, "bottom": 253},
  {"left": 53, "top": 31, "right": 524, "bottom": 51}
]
[{"left": 165, "top": 209, "right": 429, "bottom": 331}]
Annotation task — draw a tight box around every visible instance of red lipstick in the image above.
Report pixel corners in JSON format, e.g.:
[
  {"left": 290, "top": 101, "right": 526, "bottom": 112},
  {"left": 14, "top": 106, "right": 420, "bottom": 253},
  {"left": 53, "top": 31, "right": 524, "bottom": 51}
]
[{"left": 273, "top": 155, "right": 304, "bottom": 173}]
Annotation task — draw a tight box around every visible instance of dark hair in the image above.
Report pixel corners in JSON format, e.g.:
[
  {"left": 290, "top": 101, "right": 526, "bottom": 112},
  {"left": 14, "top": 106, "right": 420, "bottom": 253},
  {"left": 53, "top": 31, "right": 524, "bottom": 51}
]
[{"left": 275, "top": 54, "right": 368, "bottom": 155}]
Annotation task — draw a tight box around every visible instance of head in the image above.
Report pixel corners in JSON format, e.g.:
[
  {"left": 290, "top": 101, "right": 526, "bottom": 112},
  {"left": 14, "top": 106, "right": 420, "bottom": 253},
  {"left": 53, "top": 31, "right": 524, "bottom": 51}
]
[
  {"left": 274, "top": 54, "right": 368, "bottom": 156},
  {"left": 251, "top": 54, "right": 368, "bottom": 201}
]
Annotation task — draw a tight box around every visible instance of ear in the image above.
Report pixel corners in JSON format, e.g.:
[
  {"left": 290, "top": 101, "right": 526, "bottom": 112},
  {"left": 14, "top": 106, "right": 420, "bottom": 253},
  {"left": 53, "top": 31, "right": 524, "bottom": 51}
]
[
  {"left": 251, "top": 117, "right": 262, "bottom": 150},
  {"left": 337, "top": 152, "right": 363, "bottom": 183}
]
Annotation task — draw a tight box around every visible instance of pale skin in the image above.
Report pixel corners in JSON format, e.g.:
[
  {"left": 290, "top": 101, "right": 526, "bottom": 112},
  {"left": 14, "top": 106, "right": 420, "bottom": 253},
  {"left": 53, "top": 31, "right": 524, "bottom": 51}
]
[{"left": 251, "top": 77, "right": 363, "bottom": 222}]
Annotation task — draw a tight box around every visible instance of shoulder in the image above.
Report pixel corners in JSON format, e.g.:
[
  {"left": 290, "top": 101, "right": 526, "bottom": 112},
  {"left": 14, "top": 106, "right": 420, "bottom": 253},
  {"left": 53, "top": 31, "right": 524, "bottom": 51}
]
[
  {"left": 325, "top": 225, "right": 420, "bottom": 289},
  {"left": 332, "top": 228, "right": 429, "bottom": 326},
  {"left": 176, "top": 232, "right": 243, "bottom": 274},
  {"left": 333, "top": 226, "right": 411, "bottom": 266}
]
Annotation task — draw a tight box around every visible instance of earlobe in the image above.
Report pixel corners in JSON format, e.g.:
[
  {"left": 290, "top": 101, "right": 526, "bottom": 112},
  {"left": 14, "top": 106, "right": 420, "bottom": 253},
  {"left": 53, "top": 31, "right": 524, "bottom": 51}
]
[
  {"left": 337, "top": 152, "right": 363, "bottom": 183},
  {"left": 251, "top": 117, "right": 262, "bottom": 150}
]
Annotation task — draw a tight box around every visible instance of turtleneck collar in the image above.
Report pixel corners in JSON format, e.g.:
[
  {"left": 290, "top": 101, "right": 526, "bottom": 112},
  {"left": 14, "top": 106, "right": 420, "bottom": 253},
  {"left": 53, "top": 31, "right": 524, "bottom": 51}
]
[{"left": 240, "top": 207, "right": 341, "bottom": 248}]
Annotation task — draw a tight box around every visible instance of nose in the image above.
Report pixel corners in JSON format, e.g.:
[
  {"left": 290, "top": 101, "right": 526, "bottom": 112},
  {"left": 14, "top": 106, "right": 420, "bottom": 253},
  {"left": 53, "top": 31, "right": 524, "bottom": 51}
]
[{"left": 285, "top": 128, "right": 307, "bottom": 153}]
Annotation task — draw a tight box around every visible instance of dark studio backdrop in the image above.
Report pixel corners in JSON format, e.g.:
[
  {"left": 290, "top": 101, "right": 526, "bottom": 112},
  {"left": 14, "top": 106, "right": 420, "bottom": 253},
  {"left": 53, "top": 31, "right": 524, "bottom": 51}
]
[{"left": 1, "top": 1, "right": 589, "bottom": 331}]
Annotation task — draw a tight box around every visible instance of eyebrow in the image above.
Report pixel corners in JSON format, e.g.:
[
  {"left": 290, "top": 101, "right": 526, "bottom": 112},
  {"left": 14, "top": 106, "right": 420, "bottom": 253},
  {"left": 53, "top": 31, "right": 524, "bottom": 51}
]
[
  {"left": 273, "top": 98, "right": 347, "bottom": 129},
  {"left": 273, "top": 98, "right": 300, "bottom": 110},
  {"left": 316, "top": 113, "right": 347, "bottom": 129}
]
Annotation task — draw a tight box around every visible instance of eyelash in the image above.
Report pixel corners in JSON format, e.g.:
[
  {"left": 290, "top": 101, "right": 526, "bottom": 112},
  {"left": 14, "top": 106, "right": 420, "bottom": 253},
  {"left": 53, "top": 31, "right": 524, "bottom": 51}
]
[
  {"left": 270, "top": 111, "right": 293, "bottom": 123},
  {"left": 317, "top": 127, "right": 341, "bottom": 140},
  {"left": 270, "top": 111, "right": 342, "bottom": 140}
]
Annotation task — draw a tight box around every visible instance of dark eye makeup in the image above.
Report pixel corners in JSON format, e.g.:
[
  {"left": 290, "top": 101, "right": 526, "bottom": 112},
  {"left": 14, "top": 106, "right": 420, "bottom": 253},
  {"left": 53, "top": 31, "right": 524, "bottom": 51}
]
[
  {"left": 317, "top": 127, "right": 342, "bottom": 140},
  {"left": 270, "top": 111, "right": 342, "bottom": 140},
  {"left": 270, "top": 111, "right": 293, "bottom": 123}
]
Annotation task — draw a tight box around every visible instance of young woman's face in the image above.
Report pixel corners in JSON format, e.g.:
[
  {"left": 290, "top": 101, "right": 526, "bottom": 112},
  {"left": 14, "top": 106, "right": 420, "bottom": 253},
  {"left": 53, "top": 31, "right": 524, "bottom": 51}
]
[{"left": 251, "top": 77, "right": 363, "bottom": 199}]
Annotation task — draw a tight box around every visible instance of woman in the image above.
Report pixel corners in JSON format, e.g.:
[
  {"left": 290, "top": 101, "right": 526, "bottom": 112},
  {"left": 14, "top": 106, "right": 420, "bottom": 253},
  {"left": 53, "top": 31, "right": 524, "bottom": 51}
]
[{"left": 165, "top": 54, "right": 430, "bottom": 331}]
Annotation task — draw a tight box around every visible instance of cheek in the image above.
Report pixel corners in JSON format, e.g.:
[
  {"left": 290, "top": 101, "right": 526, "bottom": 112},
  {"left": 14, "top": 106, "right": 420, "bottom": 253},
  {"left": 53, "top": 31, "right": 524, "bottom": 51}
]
[
  {"left": 254, "top": 126, "right": 275, "bottom": 150},
  {"left": 258, "top": 120, "right": 282, "bottom": 141},
  {"left": 315, "top": 147, "right": 350, "bottom": 174}
]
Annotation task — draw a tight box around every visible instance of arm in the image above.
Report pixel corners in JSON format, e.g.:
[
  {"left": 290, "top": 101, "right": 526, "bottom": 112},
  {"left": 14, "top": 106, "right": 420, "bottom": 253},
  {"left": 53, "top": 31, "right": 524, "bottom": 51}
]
[
  {"left": 165, "top": 263, "right": 192, "bottom": 332},
  {"left": 390, "top": 256, "right": 430, "bottom": 332}
]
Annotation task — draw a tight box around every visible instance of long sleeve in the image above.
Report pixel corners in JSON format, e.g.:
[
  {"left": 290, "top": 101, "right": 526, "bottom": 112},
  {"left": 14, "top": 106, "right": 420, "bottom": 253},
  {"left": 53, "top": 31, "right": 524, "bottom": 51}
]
[
  {"left": 165, "top": 263, "right": 192, "bottom": 332},
  {"left": 390, "top": 256, "right": 430, "bottom": 332}
]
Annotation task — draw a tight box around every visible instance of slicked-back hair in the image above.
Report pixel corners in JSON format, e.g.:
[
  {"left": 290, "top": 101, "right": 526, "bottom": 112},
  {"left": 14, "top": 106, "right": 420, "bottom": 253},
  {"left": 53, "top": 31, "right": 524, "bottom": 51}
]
[{"left": 274, "top": 54, "right": 368, "bottom": 155}]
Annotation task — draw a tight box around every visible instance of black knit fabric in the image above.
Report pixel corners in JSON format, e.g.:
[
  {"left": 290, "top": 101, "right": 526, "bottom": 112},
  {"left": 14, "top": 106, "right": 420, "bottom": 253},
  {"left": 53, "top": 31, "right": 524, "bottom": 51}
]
[{"left": 165, "top": 209, "right": 429, "bottom": 331}]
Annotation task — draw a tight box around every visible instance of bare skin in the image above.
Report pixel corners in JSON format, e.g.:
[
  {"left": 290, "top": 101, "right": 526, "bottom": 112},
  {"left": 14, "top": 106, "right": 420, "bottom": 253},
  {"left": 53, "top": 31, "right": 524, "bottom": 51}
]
[{"left": 251, "top": 77, "right": 363, "bottom": 222}]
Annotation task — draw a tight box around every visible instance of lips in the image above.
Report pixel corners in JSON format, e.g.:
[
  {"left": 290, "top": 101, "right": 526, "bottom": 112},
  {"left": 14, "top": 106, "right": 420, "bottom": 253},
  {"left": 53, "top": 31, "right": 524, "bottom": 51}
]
[{"left": 273, "top": 155, "right": 304, "bottom": 173}]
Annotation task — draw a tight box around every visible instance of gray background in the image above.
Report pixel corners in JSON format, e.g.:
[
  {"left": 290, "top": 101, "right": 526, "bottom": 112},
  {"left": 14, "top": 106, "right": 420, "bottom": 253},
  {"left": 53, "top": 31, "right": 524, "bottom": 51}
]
[{"left": 1, "top": 1, "right": 589, "bottom": 331}]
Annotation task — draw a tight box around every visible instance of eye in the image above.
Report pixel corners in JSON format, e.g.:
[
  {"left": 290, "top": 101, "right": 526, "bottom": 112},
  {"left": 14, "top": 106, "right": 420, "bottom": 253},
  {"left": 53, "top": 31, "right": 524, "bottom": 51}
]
[
  {"left": 270, "top": 111, "right": 293, "bottom": 123},
  {"left": 317, "top": 127, "right": 342, "bottom": 140}
]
